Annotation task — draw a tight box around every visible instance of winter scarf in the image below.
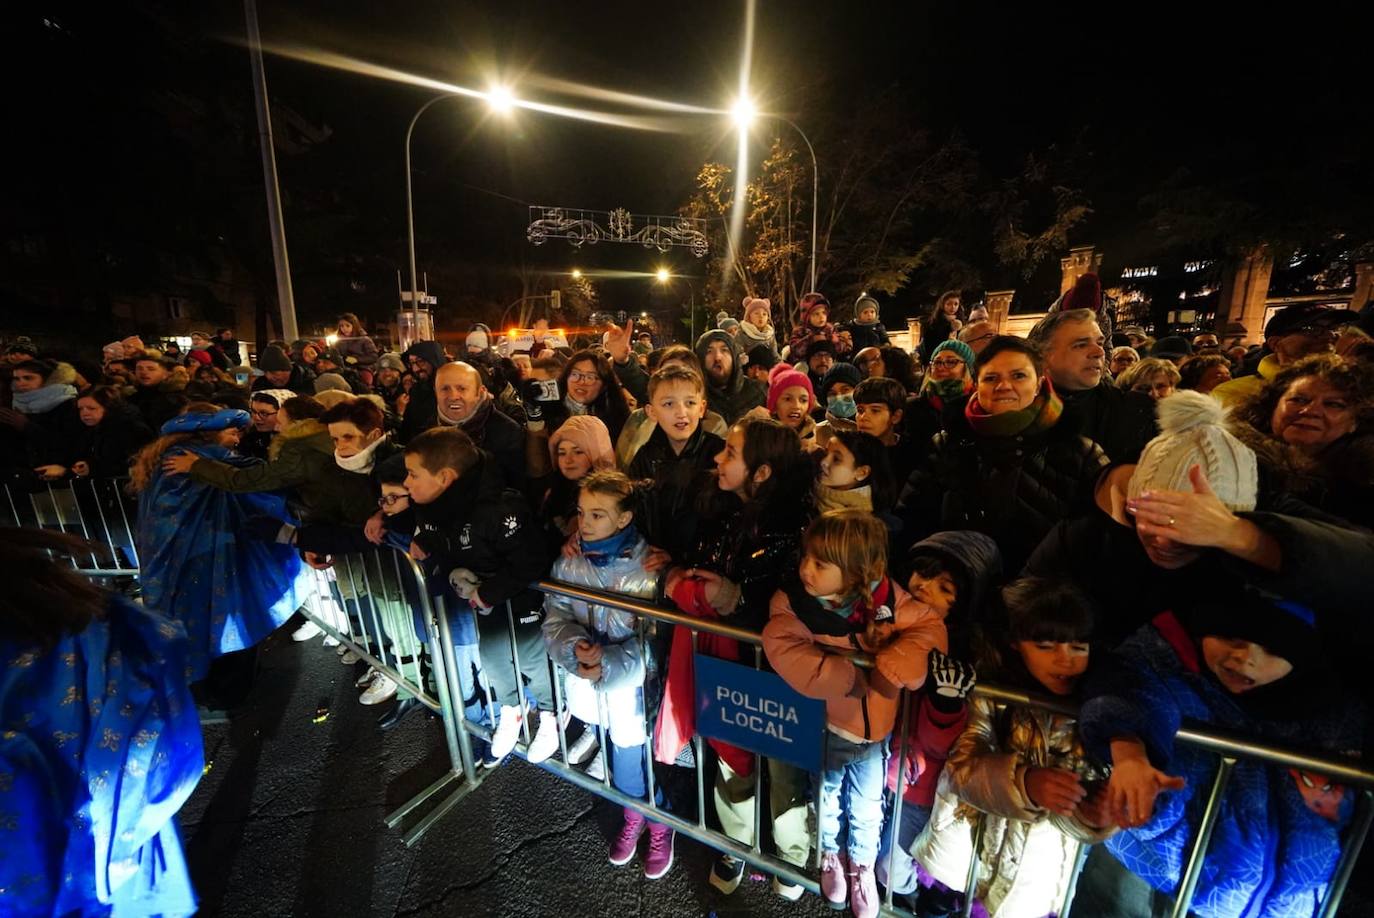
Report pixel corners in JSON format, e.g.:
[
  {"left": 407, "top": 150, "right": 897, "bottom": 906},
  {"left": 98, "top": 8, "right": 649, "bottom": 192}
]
[
  {"left": 817, "top": 482, "right": 873, "bottom": 513},
  {"left": 12, "top": 383, "right": 77, "bottom": 414},
  {"left": 580, "top": 524, "right": 640, "bottom": 568},
  {"left": 922, "top": 376, "right": 972, "bottom": 412},
  {"left": 335, "top": 434, "right": 388, "bottom": 474},
  {"left": 964, "top": 379, "right": 1063, "bottom": 439},
  {"left": 739, "top": 320, "right": 774, "bottom": 343}
]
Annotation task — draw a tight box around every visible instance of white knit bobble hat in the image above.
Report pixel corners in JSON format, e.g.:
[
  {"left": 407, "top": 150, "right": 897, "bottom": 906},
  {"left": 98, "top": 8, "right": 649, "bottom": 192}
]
[{"left": 1127, "top": 391, "right": 1258, "bottom": 511}]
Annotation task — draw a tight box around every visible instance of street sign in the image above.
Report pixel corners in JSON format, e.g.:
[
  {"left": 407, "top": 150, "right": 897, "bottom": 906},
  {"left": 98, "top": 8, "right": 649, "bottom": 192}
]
[
  {"left": 694, "top": 653, "right": 825, "bottom": 772},
  {"left": 400, "top": 291, "right": 437, "bottom": 305}
]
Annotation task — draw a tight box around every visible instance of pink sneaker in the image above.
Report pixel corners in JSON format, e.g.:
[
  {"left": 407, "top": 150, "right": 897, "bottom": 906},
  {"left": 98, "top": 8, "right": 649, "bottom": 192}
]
[
  {"left": 608, "top": 807, "right": 645, "bottom": 866},
  {"left": 642, "top": 821, "right": 674, "bottom": 879},
  {"left": 848, "top": 860, "right": 878, "bottom": 918},
  {"left": 820, "top": 851, "right": 848, "bottom": 910}
]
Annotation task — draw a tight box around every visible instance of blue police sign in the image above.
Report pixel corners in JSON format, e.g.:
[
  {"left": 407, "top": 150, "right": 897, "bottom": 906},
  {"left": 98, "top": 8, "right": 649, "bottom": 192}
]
[{"left": 694, "top": 653, "right": 826, "bottom": 773}]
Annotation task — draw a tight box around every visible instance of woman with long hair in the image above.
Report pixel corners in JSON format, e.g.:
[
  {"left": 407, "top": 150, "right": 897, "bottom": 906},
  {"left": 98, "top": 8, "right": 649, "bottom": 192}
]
[
  {"left": 539, "top": 348, "right": 632, "bottom": 444},
  {"left": 919, "top": 290, "right": 964, "bottom": 365},
  {"left": 130, "top": 403, "right": 307, "bottom": 696}
]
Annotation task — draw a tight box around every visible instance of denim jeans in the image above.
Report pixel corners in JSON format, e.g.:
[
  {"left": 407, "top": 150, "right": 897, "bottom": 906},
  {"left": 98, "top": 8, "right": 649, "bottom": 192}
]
[
  {"left": 875, "top": 798, "right": 933, "bottom": 895},
  {"left": 815, "top": 734, "right": 887, "bottom": 866}
]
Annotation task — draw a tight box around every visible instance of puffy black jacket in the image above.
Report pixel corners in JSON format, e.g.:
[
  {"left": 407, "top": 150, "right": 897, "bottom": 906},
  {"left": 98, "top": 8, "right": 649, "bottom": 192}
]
[
  {"left": 78, "top": 405, "right": 153, "bottom": 478},
  {"left": 411, "top": 453, "right": 549, "bottom": 616},
  {"left": 1057, "top": 382, "right": 1157, "bottom": 464},
  {"left": 897, "top": 411, "right": 1108, "bottom": 573},
  {"left": 128, "top": 381, "right": 188, "bottom": 433},
  {"left": 629, "top": 424, "right": 724, "bottom": 560}
]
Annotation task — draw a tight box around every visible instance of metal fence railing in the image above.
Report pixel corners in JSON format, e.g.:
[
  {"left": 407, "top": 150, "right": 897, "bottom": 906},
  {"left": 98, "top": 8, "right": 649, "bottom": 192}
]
[
  {"left": 8, "top": 478, "right": 1371, "bottom": 912},
  {"left": 3, "top": 477, "right": 139, "bottom": 577}
]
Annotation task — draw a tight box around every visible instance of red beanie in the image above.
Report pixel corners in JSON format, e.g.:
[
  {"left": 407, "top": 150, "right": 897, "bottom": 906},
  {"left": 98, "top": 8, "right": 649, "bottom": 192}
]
[
  {"left": 186, "top": 349, "right": 211, "bottom": 367},
  {"left": 767, "top": 367, "right": 816, "bottom": 414},
  {"left": 1062, "top": 273, "right": 1102, "bottom": 312}
]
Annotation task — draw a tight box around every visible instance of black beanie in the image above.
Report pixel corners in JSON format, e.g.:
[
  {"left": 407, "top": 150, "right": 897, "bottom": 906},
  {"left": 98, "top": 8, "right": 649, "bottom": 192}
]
[
  {"left": 258, "top": 345, "right": 292, "bottom": 373},
  {"left": 1189, "top": 592, "right": 1321, "bottom": 673}
]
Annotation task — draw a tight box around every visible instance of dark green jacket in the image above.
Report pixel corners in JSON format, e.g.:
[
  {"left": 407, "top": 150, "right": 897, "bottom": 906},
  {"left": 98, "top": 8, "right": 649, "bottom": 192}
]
[{"left": 189, "top": 419, "right": 374, "bottom": 526}]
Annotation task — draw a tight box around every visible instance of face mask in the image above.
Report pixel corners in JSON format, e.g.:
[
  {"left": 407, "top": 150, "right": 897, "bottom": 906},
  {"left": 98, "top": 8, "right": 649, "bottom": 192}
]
[{"left": 827, "top": 393, "right": 856, "bottom": 420}]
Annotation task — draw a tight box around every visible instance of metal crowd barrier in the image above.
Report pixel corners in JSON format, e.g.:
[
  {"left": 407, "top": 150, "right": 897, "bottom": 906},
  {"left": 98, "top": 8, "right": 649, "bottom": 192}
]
[
  {"left": 3, "top": 477, "right": 140, "bottom": 577},
  {"left": 467, "top": 578, "right": 1374, "bottom": 918},
  {"left": 12, "top": 479, "right": 1371, "bottom": 912},
  {"left": 295, "top": 553, "right": 482, "bottom": 845}
]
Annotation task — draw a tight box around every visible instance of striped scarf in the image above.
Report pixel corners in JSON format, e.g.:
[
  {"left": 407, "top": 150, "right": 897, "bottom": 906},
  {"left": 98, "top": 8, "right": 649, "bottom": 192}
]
[{"left": 964, "top": 378, "right": 1063, "bottom": 438}]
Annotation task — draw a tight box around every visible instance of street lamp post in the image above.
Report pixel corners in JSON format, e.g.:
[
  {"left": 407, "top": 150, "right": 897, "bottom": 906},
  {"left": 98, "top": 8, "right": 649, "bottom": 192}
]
[
  {"left": 732, "top": 101, "right": 819, "bottom": 294},
  {"left": 404, "top": 93, "right": 463, "bottom": 339},
  {"left": 404, "top": 88, "right": 513, "bottom": 341}
]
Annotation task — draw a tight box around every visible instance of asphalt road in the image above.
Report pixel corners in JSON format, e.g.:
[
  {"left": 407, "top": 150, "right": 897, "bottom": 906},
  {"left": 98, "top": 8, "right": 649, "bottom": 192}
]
[{"left": 181, "top": 628, "right": 841, "bottom": 918}]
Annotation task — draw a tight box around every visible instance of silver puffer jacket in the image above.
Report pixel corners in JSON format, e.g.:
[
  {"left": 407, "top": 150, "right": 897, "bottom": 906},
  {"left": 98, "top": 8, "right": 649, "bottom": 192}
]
[
  {"left": 913, "top": 696, "right": 1114, "bottom": 918},
  {"left": 541, "top": 534, "right": 657, "bottom": 693}
]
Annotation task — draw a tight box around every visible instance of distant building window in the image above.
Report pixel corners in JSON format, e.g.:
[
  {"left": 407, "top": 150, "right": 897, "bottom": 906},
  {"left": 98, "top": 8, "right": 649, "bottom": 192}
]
[
  {"left": 167, "top": 296, "right": 190, "bottom": 319},
  {"left": 1122, "top": 266, "right": 1158, "bottom": 279},
  {"left": 1184, "top": 260, "right": 1213, "bottom": 273}
]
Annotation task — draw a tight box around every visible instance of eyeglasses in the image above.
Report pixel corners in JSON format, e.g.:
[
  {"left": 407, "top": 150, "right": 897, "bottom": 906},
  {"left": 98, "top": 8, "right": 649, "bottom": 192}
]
[
  {"left": 568, "top": 371, "right": 599, "bottom": 384},
  {"left": 931, "top": 359, "right": 965, "bottom": 369},
  {"left": 250, "top": 409, "right": 278, "bottom": 420},
  {"left": 378, "top": 494, "right": 410, "bottom": 507}
]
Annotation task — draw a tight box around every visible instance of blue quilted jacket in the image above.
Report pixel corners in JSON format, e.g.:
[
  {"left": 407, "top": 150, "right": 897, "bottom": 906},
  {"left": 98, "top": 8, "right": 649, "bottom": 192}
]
[{"left": 1078, "top": 613, "right": 1364, "bottom": 918}]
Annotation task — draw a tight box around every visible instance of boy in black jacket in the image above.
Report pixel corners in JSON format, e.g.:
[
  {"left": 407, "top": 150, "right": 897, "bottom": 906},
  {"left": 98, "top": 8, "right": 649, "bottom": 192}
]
[
  {"left": 403, "top": 427, "right": 558, "bottom": 765},
  {"left": 628, "top": 364, "right": 724, "bottom": 561}
]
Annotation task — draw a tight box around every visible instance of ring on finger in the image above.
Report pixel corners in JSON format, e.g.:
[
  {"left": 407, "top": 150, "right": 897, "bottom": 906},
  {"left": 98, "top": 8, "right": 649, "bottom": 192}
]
[{"left": 1167, "top": 516, "right": 1176, "bottom": 527}]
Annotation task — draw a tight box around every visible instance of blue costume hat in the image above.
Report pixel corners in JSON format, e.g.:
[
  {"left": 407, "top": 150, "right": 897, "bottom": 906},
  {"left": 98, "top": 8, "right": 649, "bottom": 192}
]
[{"left": 159, "top": 408, "right": 251, "bottom": 436}]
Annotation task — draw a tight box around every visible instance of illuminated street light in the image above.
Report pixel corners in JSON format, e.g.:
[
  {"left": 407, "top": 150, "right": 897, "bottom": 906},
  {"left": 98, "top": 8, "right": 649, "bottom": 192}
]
[
  {"left": 571, "top": 268, "right": 583, "bottom": 279},
  {"left": 655, "top": 267, "right": 671, "bottom": 283},
  {"left": 730, "top": 96, "right": 757, "bottom": 129},
  {"left": 487, "top": 84, "right": 516, "bottom": 114}
]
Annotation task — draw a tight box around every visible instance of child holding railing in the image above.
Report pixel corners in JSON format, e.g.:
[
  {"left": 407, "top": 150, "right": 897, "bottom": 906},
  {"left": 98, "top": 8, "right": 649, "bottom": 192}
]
[
  {"left": 911, "top": 577, "right": 1114, "bottom": 918},
  {"left": 542, "top": 470, "right": 673, "bottom": 878},
  {"left": 763, "top": 509, "right": 948, "bottom": 918}
]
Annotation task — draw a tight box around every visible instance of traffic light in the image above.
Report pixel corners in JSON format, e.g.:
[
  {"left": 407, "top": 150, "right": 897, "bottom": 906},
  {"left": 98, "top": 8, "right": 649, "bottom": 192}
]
[{"left": 550, "top": 289, "right": 561, "bottom": 310}]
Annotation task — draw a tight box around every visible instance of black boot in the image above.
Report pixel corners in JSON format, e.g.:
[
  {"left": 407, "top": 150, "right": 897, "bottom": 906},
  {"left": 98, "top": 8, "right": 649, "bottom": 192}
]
[{"left": 378, "top": 697, "right": 426, "bottom": 731}]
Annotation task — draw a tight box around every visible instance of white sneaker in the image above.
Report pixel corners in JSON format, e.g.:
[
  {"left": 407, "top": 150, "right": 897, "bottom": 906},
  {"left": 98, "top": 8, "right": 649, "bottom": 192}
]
[
  {"left": 585, "top": 752, "right": 606, "bottom": 782},
  {"left": 489, "top": 704, "right": 525, "bottom": 761},
  {"left": 322, "top": 633, "right": 340, "bottom": 648},
  {"left": 360, "top": 675, "right": 399, "bottom": 706},
  {"left": 340, "top": 649, "right": 361, "bottom": 665},
  {"left": 526, "top": 712, "right": 560, "bottom": 764},
  {"left": 567, "top": 729, "right": 600, "bottom": 766},
  {"left": 292, "top": 620, "right": 322, "bottom": 642},
  {"left": 356, "top": 668, "right": 379, "bottom": 688}
]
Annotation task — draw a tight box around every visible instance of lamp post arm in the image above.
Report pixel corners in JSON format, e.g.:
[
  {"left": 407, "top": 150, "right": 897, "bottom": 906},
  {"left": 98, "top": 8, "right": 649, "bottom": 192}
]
[
  {"left": 405, "top": 92, "right": 467, "bottom": 336},
  {"left": 778, "top": 117, "right": 819, "bottom": 294}
]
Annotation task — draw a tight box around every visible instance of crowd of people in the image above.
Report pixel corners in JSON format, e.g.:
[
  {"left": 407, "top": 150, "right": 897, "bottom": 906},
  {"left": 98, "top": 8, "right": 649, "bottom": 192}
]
[{"left": 3, "top": 281, "right": 1373, "bottom": 918}]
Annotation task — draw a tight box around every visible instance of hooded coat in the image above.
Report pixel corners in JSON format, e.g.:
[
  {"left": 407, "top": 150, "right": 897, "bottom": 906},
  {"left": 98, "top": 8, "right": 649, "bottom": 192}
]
[
  {"left": 1078, "top": 613, "right": 1365, "bottom": 918},
  {"left": 694, "top": 329, "right": 766, "bottom": 425}
]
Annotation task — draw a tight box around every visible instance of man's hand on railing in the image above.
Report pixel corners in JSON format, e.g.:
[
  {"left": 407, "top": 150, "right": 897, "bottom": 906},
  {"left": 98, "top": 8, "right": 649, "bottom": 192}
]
[
  {"left": 1026, "top": 766, "right": 1087, "bottom": 817},
  {"left": 364, "top": 511, "right": 386, "bottom": 545},
  {"left": 302, "top": 550, "right": 334, "bottom": 571},
  {"left": 1108, "top": 738, "right": 1187, "bottom": 828},
  {"left": 34, "top": 464, "right": 67, "bottom": 481}
]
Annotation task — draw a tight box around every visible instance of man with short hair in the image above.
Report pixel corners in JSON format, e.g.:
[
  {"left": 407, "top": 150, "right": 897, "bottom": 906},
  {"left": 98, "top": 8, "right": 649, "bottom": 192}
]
[
  {"left": 433, "top": 361, "right": 526, "bottom": 488},
  {"left": 398, "top": 340, "right": 447, "bottom": 444},
  {"left": 1028, "top": 309, "right": 1157, "bottom": 463},
  {"left": 1212, "top": 304, "right": 1359, "bottom": 407},
  {"left": 1191, "top": 333, "right": 1220, "bottom": 355},
  {"left": 128, "top": 353, "right": 187, "bottom": 431},
  {"left": 804, "top": 339, "right": 836, "bottom": 394},
  {"left": 693, "top": 329, "right": 765, "bottom": 424},
  {"left": 957, "top": 320, "right": 998, "bottom": 355}
]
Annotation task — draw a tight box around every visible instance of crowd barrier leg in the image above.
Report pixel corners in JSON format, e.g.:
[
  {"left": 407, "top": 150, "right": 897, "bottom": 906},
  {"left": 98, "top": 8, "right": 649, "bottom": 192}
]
[
  {"left": 960, "top": 812, "right": 985, "bottom": 918},
  {"left": 1170, "top": 756, "right": 1236, "bottom": 918},
  {"left": 882, "top": 688, "right": 914, "bottom": 910},
  {"left": 1059, "top": 840, "right": 1088, "bottom": 918},
  {"left": 291, "top": 550, "right": 481, "bottom": 846}
]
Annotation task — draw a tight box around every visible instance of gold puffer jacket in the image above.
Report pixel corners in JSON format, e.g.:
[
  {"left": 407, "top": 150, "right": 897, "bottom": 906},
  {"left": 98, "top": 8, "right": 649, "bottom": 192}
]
[{"left": 911, "top": 696, "right": 1114, "bottom": 918}]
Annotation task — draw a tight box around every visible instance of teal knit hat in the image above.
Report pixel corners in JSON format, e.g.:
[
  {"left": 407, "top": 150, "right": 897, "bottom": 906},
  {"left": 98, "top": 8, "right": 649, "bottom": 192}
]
[{"left": 930, "top": 338, "right": 975, "bottom": 373}]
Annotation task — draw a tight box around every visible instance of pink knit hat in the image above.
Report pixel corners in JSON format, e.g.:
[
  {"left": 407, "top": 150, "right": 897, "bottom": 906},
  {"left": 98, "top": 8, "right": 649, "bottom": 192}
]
[
  {"left": 767, "top": 365, "right": 816, "bottom": 414},
  {"left": 547, "top": 415, "right": 616, "bottom": 469}
]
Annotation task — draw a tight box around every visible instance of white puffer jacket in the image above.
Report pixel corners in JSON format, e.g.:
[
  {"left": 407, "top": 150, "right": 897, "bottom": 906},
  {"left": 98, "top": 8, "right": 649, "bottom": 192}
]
[{"left": 541, "top": 533, "right": 657, "bottom": 746}]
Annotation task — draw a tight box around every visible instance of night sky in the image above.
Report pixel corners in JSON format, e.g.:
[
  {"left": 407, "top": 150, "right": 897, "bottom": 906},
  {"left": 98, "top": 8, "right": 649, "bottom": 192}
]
[{"left": 6, "top": 0, "right": 1369, "bottom": 333}]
